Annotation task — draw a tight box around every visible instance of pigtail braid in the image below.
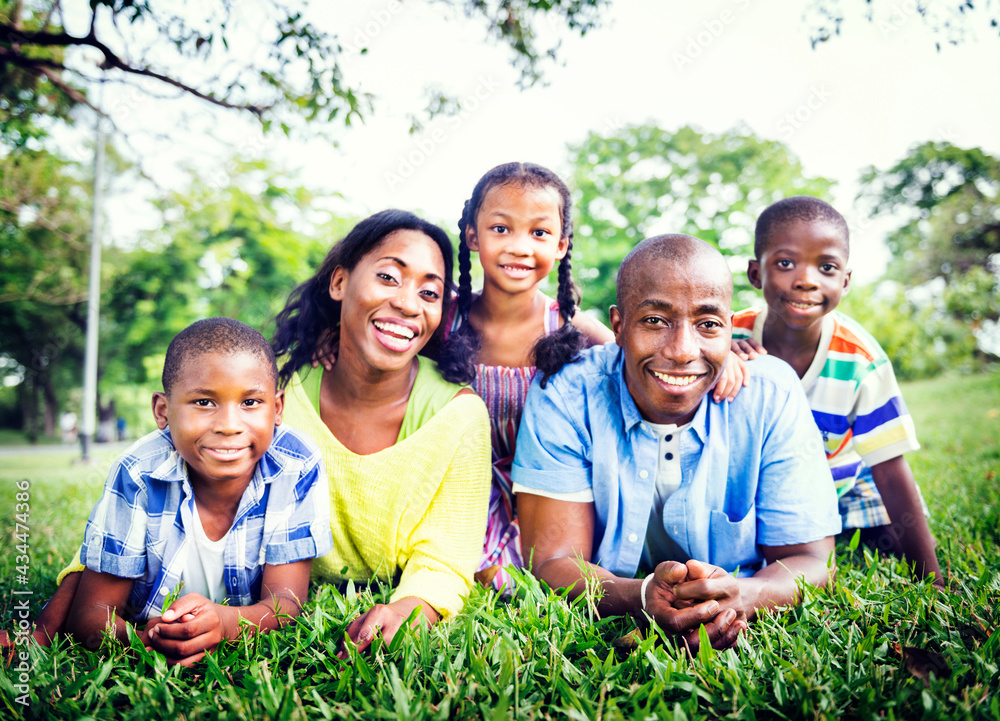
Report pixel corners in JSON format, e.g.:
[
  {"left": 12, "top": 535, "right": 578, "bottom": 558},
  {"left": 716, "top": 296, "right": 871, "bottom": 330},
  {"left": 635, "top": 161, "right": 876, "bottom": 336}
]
[
  {"left": 532, "top": 240, "right": 586, "bottom": 388},
  {"left": 434, "top": 200, "right": 480, "bottom": 384}
]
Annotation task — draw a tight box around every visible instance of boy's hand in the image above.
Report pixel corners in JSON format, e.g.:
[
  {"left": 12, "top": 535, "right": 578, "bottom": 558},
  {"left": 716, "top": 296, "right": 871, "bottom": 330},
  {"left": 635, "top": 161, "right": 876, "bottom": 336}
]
[
  {"left": 732, "top": 338, "right": 766, "bottom": 361},
  {"left": 713, "top": 351, "right": 751, "bottom": 403},
  {"left": 146, "top": 593, "right": 225, "bottom": 667}
]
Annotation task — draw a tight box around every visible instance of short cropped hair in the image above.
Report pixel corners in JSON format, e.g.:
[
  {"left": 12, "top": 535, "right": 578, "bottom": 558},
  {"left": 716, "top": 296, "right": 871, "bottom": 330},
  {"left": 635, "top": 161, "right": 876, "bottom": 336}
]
[
  {"left": 754, "top": 196, "right": 849, "bottom": 259},
  {"left": 162, "top": 317, "right": 278, "bottom": 395}
]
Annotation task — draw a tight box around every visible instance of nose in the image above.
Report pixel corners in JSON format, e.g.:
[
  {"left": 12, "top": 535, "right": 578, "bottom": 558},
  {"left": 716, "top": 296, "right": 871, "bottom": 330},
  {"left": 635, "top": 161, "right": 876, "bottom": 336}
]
[
  {"left": 214, "top": 403, "right": 243, "bottom": 435},
  {"left": 504, "top": 230, "right": 532, "bottom": 256},
  {"left": 792, "top": 267, "right": 819, "bottom": 290},
  {"left": 390, "top": 284, "right": 420, "bottom": 315},
  {"left": 660, "top": 323, "right": 699, "bottom": 365}
]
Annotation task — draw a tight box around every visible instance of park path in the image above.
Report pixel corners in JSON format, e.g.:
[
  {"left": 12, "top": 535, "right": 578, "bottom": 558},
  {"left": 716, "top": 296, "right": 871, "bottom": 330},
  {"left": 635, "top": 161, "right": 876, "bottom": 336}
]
[{"left": 0, "top": 441, "right": 131, "bottom": 458}]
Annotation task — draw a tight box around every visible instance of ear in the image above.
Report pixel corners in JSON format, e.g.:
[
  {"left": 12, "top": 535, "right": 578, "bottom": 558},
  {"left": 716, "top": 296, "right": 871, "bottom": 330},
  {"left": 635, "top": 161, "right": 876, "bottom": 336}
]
[
  {"left": 464, "top": 223, "right": 480, "bottom": 252},
  {"left": 554, "top": 234, "right": 569, "bottom": 260},
  {"left": 843, "top": 268, "right": 852, "bottom": 293},
  {"left": 152, "top": 392, "right": 169, "bottom": 430},
  {"left": 609, "top": 306, "right": 623, "bottom": 347},
  {"left": 273, "top": 388, "right": 284, "bottom": 426},
  {"left": 747, "top": 259, "right": 763, "bottom": 290},
  {"left": 329, "top": 266, "right": 348, "bottom": 301}
]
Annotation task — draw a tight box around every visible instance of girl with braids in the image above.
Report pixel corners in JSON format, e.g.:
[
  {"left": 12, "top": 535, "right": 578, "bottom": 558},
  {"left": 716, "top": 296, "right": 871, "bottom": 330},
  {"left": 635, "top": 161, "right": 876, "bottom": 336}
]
[{"left": 448, "top": 162, "right": 614, "bottom": 592}]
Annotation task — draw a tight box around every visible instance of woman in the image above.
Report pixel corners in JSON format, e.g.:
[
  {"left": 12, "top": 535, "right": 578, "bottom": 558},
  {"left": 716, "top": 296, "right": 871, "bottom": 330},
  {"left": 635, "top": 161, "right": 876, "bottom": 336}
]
[{"left": 271, "top": 209, "right": 490, "bottom": 651}]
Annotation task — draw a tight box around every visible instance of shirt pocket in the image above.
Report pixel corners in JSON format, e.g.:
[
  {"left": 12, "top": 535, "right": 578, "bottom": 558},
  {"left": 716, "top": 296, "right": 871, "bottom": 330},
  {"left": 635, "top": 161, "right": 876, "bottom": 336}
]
[
  {"left": 145, "top": 531, "right": 168, "bottom": 566},
  {"left": 708, "top": 507, "right": 758, "bottom": 572}
]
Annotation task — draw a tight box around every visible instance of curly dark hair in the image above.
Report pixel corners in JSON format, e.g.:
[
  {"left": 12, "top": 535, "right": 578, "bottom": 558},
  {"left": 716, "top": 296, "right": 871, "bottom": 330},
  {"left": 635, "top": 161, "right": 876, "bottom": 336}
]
[
  {"left": 754, "top": 196, "right": 850, "bottom": 259},
  {"left": 271, "top": 209, "right": 463, "bottom": 388},
  {"left": 451, "top": 162, "right": 586, "bottom": 387},
  {"left": 163, "top": 317, "right": 277, "bottom": 394}
]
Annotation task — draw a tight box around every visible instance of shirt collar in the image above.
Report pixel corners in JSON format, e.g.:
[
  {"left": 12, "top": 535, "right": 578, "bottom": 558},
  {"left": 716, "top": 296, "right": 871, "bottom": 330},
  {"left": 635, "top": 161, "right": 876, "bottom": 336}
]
[{"left": 614, "top": 346, "right": 711, "bottom": 442}]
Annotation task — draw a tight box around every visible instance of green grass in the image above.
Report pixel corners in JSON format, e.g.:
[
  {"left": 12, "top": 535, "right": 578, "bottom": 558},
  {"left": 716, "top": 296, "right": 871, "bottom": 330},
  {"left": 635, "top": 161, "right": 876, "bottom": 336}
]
[{"left": 2, "top": 370, "right": 999, "bottom": 719}]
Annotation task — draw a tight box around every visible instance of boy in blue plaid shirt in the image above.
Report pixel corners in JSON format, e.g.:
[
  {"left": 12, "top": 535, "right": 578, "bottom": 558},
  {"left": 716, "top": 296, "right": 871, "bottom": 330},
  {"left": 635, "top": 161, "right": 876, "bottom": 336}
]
[{"left": 20, "top": 318, "right": 333, "bottom": 666}]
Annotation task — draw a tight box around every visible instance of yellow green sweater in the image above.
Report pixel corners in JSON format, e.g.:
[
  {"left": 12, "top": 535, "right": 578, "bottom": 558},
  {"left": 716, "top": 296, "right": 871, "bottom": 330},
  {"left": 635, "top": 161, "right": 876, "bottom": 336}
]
[{"left": 282, "top": 357, "right": 492, "bottom": 619}]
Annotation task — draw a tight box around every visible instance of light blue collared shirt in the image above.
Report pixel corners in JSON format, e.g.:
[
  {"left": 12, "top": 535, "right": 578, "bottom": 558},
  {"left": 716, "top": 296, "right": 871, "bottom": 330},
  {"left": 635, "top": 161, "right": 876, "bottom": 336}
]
[
  {"left": 512, "top": 343, "right": 842, "bottom": 577},
  {"left": 81, "top": 425, "right": 334, "bottom": 621}
]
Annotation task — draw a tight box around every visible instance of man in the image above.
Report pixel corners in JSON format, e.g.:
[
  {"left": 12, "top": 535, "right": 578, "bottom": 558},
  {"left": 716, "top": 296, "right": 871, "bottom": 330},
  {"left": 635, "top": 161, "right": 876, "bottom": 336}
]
[{"left": 512, "top": 234, "right": 841, "bottom": 650}]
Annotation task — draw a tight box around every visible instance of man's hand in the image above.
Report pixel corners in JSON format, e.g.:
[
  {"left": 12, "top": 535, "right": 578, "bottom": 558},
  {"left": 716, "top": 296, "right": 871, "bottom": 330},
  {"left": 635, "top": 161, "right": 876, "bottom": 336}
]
[
  {"left": 643, "top": 560, "right": 747, "bottom": 651},
  {"left": 145, "top": 593, "right": 225, "bottom": 667}
]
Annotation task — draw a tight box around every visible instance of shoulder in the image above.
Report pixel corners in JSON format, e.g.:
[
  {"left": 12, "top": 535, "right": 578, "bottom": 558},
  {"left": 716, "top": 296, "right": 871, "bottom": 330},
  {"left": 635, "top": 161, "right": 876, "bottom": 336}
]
[
  {"left": 826, "top": 310, "right": 889, "bottom": 365},
  {"left": 542, "top": 341, "right": 620, "bottom": 391},
  {"left": 732, "top": 307, "right": 762, "bottom": 337},
  {"left": 111, "top": 428, "right": 176, "bottom": 478},
  {"left": 266, "top": 424, "right": 322, "bottom": 465}
]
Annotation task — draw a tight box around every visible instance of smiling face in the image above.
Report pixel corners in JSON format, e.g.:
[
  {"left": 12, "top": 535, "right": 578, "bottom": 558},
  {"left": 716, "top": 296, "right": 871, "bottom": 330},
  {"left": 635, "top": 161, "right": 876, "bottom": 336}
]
[
  {"left": 152, "top": 350, "right": 283, "bottom": 490},
  {"left": 330, "top": 228, "right": 446, "bottom": 373},
  {"left": 465, "top": 182, "right": 568, "bottom": 296},
  {"left": 611, "top": 251, "right": 733, "bottom": 426},
  {"left": 748, "top": 219, "right": 851, "bottom": 333}
]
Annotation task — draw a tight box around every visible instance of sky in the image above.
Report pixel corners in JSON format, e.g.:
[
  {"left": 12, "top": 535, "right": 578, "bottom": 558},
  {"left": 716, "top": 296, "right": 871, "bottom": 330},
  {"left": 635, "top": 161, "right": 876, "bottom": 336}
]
[{"left": 74, "top": 0, "right": 1000, "bottom": 284}]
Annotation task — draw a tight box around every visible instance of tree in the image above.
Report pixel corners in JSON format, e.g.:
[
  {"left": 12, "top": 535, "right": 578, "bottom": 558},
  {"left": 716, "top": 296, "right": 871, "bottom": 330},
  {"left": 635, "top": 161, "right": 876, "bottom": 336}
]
[
  {"left": 0, "top": 147, "right": 92, "bottom": 437},
  {"left": 567, "top": 124, "right": 836, "bottom": 319},
  {"left": 804, "top": 0, "right": 1000, "bottom": 49},
  {"left": 100, "top": 159, "right": 346, "bottom": 389},
  {"left": 1, "top": 0, "right": 609, "bottom": 134}
]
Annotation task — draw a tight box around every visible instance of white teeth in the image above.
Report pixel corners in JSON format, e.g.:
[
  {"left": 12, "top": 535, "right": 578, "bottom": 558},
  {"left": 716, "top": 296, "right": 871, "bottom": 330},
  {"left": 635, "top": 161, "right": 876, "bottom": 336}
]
[
  {"left": 374, "top": 321, "right": 415, "bottom": 339},
  {"left": 652, "top": 371, "right": 698, "bottom": 386},
  {"left": 788, "top": 301, "right": 817, "bottom": 309}
]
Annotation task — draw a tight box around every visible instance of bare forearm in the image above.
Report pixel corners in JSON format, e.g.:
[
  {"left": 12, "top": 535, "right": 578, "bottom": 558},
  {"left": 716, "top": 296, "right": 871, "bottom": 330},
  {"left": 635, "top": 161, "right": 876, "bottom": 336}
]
[
  {"left": 534, "top": 557, "right": 642, "bottom": 617},
  {"left": 67, "top": 604, "right": 132, "bottom": 648},
  {"left": 738, "top": 552, "right": 833, "bottom": 621},
  {"left": 217, "top": 593, "right": 304, "bottom": 639},
  {"left": 872, "top": 458, "right": 943, "bottom": 582}
]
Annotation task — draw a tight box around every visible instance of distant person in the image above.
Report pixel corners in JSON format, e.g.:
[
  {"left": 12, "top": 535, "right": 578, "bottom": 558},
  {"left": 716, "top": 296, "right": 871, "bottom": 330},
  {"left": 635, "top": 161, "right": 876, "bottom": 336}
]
[
  {"left": 116, "top": 416, "right": 127, "bottom": 442},
  {"left": 514, "top": 234, "right": 841, "bottom": 650},
  {"left": 60, "top": 411, "right": 77, "bottom": 444},
  {"left": 3, "top": 318, "right": 333, "bottom": 666},
  {"left": 731, "top": 196, "right": 944, "bottom": 585},
  {"left": 272, "top": 209, "right": 491, "bottom": 654}
]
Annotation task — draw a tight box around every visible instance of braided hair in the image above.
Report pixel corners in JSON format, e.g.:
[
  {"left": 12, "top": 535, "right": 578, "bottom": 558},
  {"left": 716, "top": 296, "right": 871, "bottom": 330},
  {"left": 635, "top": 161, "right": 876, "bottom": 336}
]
[
  {"left": 452, "top": 162, "right": 586, "bottom": 387},
  {"left": 271, "top": 209, "right": 466, "bottom": 388}
]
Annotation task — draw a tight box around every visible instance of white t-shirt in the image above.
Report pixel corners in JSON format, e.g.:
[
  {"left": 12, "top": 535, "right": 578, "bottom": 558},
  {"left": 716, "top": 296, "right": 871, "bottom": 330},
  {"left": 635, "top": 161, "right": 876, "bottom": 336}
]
[{"left": 181, "top": 502, "right": 230, "bottom": 603}]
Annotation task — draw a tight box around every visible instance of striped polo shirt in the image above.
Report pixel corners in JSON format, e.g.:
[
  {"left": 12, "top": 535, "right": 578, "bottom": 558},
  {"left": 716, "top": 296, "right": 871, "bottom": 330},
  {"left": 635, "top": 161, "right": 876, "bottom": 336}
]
[{"left": 733, "top": 308, "right": 920, "bottom": 503}]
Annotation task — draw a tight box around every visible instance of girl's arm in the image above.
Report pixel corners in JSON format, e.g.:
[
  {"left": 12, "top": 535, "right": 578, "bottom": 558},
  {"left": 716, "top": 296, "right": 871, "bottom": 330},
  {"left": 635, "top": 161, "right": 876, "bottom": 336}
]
[
  {"left": 146, "top": 559, "right": 313, "bottom": 667},
  {"left": 571, "top": 312, "right": 614, "bottom": 347}
]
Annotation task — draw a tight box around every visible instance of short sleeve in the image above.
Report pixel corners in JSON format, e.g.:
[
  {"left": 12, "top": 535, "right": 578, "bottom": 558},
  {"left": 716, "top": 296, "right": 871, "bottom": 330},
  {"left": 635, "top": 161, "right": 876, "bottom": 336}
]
[
  {"left": 80, "top": 461, "right": 150, "bottom": 579},
  {"left": 263, "top": 431, "right": 334, "bottom": 565},
  {"left": 755, "top": 378, "right": 842, "bottom": 547},
  {"left": 850, "top": 358, "right": 920, "bottom": 467},
  {"left": 510, "top": 377, "right": 593, "bottom": 494}
]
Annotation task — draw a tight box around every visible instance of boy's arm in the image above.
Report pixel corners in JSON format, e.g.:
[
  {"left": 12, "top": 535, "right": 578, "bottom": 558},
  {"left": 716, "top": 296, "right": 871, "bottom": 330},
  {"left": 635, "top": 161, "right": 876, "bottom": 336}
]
[
  {"left": 148, "top": 559, "right": 312, "bottom": 666},
  {"left": 65, "top": 568, "right": 136, "bottom": 649},
  {"left": 870, "top": 456, "right": 944, "bottom": 586}
]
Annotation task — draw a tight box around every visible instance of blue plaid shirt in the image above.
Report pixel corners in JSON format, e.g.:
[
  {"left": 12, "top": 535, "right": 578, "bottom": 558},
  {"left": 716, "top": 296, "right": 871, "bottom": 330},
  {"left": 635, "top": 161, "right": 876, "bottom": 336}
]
[
  {"left": 80, "top": 425, "right": 333, "bottom": 622},
  {"left": 512, "top": 345, "right": 842, "bottom": 577}
]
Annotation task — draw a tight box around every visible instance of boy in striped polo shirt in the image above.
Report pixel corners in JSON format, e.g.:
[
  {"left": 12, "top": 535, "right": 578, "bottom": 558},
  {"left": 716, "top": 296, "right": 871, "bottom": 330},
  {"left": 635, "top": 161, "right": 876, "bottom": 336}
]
[{"left": 732, "top": 196, "right": 943, "bottom": 586}]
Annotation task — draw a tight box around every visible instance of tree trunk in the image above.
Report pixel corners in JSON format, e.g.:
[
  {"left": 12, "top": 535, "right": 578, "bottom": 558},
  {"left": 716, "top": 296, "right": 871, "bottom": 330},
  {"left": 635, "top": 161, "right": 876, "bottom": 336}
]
[{"left": 42, "top": 372, "right": 58, "bottom": 437}]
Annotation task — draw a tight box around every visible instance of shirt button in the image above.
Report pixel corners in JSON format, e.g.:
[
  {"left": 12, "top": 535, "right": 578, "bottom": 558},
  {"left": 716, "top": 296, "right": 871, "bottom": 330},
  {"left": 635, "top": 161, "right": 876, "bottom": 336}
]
[
  {"left": 639, "top": 470, "right": 649, "bottom": 479},
  {"left": 665, "top": 452, "right": 674, "bottom": 461},
  {"left": 640, "top": 424, "right": 648, "bottom": 432},
  {"left": 628, "top": 533, "right": 638, "bottom": 543},
  {"left": 160, "top": 587, "right": 168, "bottom": 595},
  {"left": 665, "top": 434, "right": 673, "bottom": 442}
]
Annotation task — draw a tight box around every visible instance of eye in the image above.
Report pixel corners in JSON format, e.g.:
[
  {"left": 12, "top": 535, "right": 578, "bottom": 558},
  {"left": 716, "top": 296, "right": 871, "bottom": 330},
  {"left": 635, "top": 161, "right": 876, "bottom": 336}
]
[
  {"left": 532, "top": 228, "right": 551, "bottom": 238},
  {"left": 420, "top": 288, "right": 441, "bottom": 301},
  {"left": 820, "top": 263, "right": 837, "bottom": 273},
  {"left": 643, "top": 316, "right": 666, "bottom": 326},
  {"left": 776, "top": 259, "right": 793, "bottom": 269},
  {"left": 377, "top": 272, "right": 398, "bottom": 284},
  {"left": 700, "top": 320, "right": 722, "bottom": 330},
  {"left": 490, "top": 225, "right": 508, "bottom": 234},
  {"left": 242, "top": 398, "right": 263, "bottom": 408},
  {"left": 193, "top": 399, "right": 214, "bottom": 407}
]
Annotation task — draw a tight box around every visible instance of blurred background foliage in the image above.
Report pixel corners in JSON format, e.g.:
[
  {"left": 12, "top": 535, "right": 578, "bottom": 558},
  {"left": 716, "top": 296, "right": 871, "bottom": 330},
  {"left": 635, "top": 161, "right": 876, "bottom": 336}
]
[{"left": 2, "top": 124, "right": 998, "bottom": 441}]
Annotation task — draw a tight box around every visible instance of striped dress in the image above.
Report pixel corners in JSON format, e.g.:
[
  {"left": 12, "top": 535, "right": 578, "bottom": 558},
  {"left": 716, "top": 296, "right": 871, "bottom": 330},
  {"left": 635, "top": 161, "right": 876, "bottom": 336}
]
[
  {"left": 733, "top": 307, "right": 924, "bottom": 528},
  {"left": 450, "top": 299, "right": 562, "bottom": 592}
]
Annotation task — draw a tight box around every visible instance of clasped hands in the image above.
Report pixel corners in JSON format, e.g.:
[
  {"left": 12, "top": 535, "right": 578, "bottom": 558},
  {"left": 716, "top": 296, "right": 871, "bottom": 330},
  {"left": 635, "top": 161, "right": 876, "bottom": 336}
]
[
  {"left": 139, "top": 593, "right": 225, "bottom": 667},
  {"left": 641, "top": 559, "right": 748, "bottom": 651}
]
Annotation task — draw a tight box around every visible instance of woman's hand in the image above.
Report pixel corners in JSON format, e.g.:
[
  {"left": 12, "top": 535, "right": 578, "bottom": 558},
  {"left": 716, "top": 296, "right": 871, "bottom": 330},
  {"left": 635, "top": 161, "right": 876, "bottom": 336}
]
[{"left": 337, "top": 597, "right": 439, "bottom": 660}]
